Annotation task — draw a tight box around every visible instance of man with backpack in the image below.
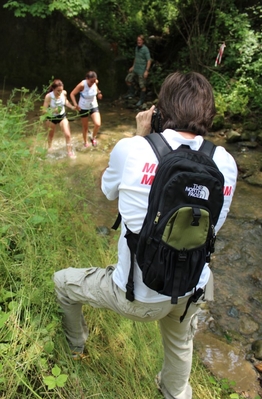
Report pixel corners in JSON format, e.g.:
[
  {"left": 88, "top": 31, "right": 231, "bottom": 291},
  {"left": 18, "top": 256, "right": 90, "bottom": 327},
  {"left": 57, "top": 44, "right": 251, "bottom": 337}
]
[{"left": 54, "top": 72, "right": 237, "bottom": 399}]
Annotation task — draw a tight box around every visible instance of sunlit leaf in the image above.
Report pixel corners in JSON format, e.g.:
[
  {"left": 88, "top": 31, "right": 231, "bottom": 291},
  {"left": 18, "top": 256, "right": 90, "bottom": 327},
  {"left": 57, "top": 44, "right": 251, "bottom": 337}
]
[
  {"left": 52, "top": 364, "right": 61, "bottom": 377},
  {"left": 56, "top": 374, "right": 68, "bottom": 387},
  {"left": 43, "top": 376, "right": 56, "bottom": 390}
]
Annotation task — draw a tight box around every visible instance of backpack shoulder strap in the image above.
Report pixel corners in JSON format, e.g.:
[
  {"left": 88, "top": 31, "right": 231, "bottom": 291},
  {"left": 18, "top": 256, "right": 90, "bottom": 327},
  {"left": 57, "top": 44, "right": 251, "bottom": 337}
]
[
  {"left": 145, "top": 133, "right": 172, "bottom": 161},
  {"left": 146, "top": 135, "right": 217, "bottom": 161},
  {"left": 199, "top": 139, "right": 216, "bottom": 158}
]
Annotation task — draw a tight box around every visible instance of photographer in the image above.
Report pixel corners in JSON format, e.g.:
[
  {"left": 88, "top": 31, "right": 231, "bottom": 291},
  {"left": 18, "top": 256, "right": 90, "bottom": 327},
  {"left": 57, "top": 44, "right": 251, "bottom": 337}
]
[{"left": 54, "top": 72, "right": 237, "bottom": 399}]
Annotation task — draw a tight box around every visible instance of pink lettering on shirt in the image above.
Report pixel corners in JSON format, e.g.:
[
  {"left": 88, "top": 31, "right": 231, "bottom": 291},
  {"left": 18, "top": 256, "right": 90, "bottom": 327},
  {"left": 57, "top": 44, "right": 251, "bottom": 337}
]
[
  {"left": 142, "top": 163, "right": 157, "bottom": 173},
  {"left": 141, "top": 162, "right": 157, "bottom": 185},
  {"left": 141, "top": 174, "right": 155, "bottom": 185},
  {"left": 224, "top": 186, "right": 233, "bottom": 196}
]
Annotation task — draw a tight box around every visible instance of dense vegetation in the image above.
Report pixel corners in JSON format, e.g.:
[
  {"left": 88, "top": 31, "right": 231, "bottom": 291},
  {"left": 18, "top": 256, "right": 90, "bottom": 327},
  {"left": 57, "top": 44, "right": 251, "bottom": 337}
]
[
  {"left": 3, "top": 0, "right": 262, "bottom": 127},
  {"left": 0, "top": 90, "right": 257, "bottom": 398}
]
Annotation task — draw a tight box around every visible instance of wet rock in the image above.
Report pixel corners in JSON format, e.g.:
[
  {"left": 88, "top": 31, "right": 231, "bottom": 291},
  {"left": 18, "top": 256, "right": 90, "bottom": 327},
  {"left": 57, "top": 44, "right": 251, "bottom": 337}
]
[
  {"left": 251, "top": 340, "right": 262, "bottom": 360},
  {"left": 241, "top": 131, "right": 253, "bottom": 141},
  {"left": 208, "top": 318, "right": 225, "bottom": 336},
  {"left": 239, "top": 314, "right": 259, "bottom": 335},
  {"left": 254, "top": 362, "right": 262, "bottom": 372},
  {"left": 238, "top": 141, "right": 259, "bottom": 149},
  {"left": 226, "top": 129, "right": 241, "bottom": 143},
  {"left": 245, "top": 172, "right": 262, "bottom": 187},
  {"left": 195, "top": 330, "right": 260, "bottom": 397},
  {"left": 227, "top": 306, "right": 239, "bottom": 318}
]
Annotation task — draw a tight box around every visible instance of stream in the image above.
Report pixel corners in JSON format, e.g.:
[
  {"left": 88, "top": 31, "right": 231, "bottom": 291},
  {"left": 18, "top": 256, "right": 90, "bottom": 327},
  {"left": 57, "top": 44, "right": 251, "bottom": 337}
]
[{"left": 4, "top": 90, "right": 262, "bottom": 398}]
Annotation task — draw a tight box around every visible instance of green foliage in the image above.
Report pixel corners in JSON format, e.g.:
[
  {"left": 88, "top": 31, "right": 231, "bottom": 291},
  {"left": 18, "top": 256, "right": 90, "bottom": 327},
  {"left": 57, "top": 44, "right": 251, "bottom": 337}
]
[
  {"left": 43, "top": 365, "right": 68, "bottom": 389},
  {"left": 3, "top": 0, "right": 51, "bottom": 17},
  {"left": 209, "top": 3, "right": 262, "bottom": 120},
  {"left": 3, "top": 0, "right": 91, "bottom": 18},
  {"left": 208, "top": 376, "right": 249, "bottom": 399}
]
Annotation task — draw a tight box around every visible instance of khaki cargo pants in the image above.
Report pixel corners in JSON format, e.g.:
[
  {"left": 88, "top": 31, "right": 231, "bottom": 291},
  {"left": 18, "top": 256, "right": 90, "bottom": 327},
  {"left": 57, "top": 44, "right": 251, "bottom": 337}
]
[{"left": 54, "top": 265, "right": 213, "bottom": 399}]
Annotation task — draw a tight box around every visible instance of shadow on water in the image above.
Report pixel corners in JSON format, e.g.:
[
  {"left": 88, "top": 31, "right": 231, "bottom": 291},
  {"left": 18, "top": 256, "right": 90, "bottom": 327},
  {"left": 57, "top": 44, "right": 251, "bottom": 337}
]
[{"left": 6, "top": 91, "right": 262, "bottom": 397}]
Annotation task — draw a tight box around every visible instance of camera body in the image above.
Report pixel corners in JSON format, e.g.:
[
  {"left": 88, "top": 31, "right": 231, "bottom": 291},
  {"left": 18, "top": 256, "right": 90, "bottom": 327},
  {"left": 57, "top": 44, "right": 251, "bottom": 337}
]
[{"left": 151, "top": 108, "right": 162, "bottom": 133}]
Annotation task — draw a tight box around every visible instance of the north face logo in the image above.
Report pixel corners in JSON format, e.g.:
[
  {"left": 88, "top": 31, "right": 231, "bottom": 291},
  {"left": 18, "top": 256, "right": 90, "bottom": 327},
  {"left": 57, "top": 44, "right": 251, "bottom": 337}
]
[{"left": 185, "top": 184, "right": 210, "bottom": 200}]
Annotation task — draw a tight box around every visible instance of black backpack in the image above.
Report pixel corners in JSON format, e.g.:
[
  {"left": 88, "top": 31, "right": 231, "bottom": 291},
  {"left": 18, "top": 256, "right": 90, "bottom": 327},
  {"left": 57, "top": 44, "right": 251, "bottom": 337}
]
[{"left": 112, "top": 133, "right": 224, "bottom": 321}]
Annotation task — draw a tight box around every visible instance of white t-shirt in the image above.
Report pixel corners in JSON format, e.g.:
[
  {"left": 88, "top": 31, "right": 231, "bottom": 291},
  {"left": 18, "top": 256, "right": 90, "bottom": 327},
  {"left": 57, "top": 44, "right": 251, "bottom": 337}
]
[
  {"left": 101, "top": 130, "right": 238, "bottom": 303},
  {"left": 78, "top": 80, "right": 98, "bottom": 110}
]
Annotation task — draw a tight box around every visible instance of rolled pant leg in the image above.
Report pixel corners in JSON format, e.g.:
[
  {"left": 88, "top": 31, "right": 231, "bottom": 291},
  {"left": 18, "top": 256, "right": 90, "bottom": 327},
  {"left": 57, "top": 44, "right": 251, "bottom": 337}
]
[{"left": 158, "top": 296, "right": 199, "bottom": 399}]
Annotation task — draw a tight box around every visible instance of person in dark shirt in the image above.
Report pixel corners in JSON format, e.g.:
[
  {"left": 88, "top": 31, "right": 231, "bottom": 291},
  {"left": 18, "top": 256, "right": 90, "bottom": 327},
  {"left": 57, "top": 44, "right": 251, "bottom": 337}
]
[{"left": 124, "top": 35, "right": 151, "bottom": 107}]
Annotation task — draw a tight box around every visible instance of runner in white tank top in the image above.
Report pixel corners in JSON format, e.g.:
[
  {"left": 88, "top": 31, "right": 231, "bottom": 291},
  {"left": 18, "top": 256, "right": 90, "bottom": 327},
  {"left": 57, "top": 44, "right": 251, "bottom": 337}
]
[
  {"left": 42, "top": 79, "right": 76, "bottom": 158},
  {"left": 70, "top": 71, "right": 102, "bottom": 148}
]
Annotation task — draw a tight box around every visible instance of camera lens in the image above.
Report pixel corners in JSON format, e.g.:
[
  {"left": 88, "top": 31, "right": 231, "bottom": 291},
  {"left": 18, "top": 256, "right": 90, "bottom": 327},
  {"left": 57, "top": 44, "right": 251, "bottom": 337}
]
[{"left": 151, "top": 108, "right": 162, "bottom": 133}]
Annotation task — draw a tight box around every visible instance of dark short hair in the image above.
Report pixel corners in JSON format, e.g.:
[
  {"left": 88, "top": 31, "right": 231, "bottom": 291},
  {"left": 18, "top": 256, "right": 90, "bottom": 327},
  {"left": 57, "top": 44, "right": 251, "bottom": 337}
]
[
  {"left": 86, "top": 71, "right": 97, "bottom": 79},
  {"left": 158, "top": 72, "right": 216, "bottom": 136}
]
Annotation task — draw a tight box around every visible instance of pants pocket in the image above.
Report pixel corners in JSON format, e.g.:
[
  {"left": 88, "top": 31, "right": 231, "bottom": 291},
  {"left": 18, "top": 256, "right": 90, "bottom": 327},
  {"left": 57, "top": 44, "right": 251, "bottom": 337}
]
[
  {"left": 188, "top": 312, "right": 199, "bottom": 340},
  {"left": 63, "top": 267, "right": 97, "bottom": 287}
]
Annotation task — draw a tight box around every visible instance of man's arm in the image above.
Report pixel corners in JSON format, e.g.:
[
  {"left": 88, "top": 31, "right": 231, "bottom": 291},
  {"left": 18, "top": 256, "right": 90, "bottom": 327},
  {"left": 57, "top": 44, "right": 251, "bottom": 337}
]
[{"left": 145, "top": 59, "right": 152, "bottom": 73}]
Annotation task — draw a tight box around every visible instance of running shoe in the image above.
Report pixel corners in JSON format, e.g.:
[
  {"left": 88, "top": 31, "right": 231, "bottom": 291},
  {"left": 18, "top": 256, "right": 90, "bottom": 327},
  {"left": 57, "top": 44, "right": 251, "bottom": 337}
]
[{"left": 91, "top": 138, "right": 97, "bottom": 147}]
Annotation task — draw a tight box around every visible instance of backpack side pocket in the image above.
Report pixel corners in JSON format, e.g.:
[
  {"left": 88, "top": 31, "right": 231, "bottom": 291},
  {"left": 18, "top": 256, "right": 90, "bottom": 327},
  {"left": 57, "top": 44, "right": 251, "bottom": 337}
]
[{"left": 162, "top": 206, "right": 210, "bottom": 250}]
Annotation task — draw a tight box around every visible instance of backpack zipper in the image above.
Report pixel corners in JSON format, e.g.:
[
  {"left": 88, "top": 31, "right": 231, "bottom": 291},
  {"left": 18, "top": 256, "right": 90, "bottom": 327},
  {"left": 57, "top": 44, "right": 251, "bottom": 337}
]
[{"left": 154, "top": 211, "right": 161, "bottom": 224}]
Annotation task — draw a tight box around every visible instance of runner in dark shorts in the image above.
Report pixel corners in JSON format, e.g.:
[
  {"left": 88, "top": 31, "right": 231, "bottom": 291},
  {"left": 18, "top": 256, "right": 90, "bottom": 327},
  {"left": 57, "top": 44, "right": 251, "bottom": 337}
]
[{"left": 70, "top": 71, "right": 102, "bottom": 148}]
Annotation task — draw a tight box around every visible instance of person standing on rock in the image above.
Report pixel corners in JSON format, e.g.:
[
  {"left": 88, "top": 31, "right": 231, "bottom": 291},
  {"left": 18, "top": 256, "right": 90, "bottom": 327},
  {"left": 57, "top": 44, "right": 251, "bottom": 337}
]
[
  {"left": 70, "top": 71, "right": 102, "bottom": 148},
  {"left": 53, "top": 72, "right": 238, "bottom": 399},
  {"left": 42, "top": 79, "right": 76, "bottom": 158},
  {"left": 124, "top": 35, "right": 151, "bottom": 107}
]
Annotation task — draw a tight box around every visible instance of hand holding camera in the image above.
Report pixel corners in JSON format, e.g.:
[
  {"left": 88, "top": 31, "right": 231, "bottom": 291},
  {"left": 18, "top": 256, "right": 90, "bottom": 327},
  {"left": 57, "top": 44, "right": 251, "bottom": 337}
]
[{"left": 135, "top": 105, "right": 155, "bottom": 136}]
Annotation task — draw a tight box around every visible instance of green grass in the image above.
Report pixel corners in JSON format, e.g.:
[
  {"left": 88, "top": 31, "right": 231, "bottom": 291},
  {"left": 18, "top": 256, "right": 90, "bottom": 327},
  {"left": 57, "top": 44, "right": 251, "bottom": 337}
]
[{"left": 0, "top": 88, "right": 255, "bottom": 399}]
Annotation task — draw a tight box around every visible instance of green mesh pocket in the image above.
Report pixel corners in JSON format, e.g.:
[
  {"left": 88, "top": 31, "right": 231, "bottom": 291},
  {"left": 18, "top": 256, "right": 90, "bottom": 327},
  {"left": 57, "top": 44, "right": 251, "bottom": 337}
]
[{"left": 162, "top": 207, "right": 210, "bottom": 250}]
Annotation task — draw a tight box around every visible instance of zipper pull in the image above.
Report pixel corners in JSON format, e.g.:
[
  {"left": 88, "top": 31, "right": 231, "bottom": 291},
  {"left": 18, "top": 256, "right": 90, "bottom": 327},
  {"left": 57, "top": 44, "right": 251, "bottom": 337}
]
[
  {"left": 154, "top": 211, "right": 161, "bottom": 224},
  {"left": 210, "top": 225, "right": 216, "bottom": 253}
]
